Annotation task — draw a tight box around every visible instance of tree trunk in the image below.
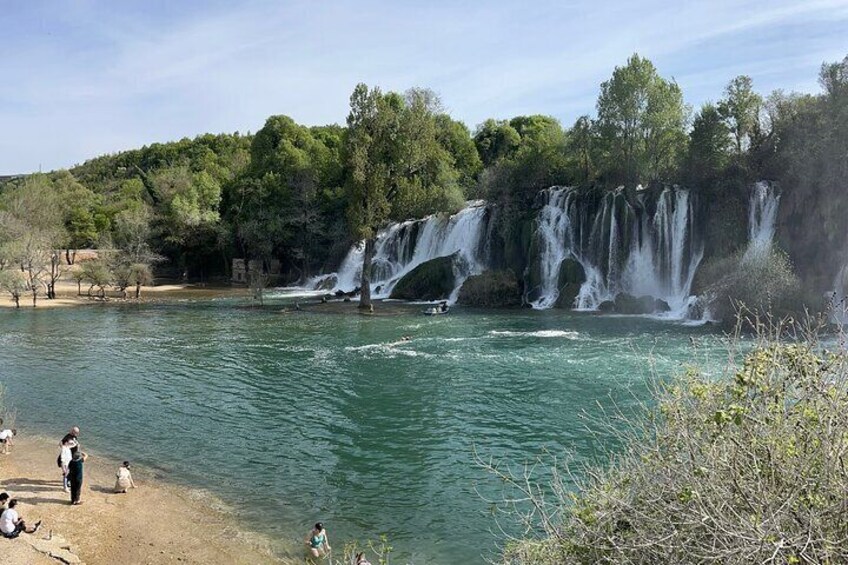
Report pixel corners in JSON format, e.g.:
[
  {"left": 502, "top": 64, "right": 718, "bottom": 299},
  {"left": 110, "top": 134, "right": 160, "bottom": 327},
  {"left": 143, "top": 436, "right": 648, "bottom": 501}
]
[
  {"left": 77, "top": 281, "right": 81, "bottom": 296},
  {"left": 358, "top": 237, "right": 376, "bottom": 310},
  {"left": 32, "top": 290, "right": 37, "bottom": 307},
  {"left": 13, "top": 294, "right": 19, "bottom": 308},
  {"left": 135, "top": 283, "right": 141, "bottom": 299}
]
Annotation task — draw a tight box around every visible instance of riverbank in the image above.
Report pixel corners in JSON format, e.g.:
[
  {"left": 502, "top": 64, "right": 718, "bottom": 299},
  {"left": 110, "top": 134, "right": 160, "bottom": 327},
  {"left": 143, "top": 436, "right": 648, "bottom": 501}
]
[
  {"left": 0, "top": 435, "right": 284, "bottom": 564},
  {"left": 0, "top": 282, "right": 251, "bottom": 309}
]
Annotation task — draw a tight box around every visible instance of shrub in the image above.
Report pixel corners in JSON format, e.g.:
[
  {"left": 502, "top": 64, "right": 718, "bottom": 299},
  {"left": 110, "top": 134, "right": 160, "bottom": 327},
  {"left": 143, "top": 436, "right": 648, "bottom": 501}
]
[
  {"left": 485, "top": 320, "right": 848, "bottom": 564},
  {"left": 698, "top": 247, "right": 809, "bottom": 325}
]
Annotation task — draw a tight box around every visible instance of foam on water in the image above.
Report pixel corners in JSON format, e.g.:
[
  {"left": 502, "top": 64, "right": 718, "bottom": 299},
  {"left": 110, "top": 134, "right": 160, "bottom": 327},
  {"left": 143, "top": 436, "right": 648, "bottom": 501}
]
[{"left": 488, "top": 330, "right": 581, "bottom": 339}]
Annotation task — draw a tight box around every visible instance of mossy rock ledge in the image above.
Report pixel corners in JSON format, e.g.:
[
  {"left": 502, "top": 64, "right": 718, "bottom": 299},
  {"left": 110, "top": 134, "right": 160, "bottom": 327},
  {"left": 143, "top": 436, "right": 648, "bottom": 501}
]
[
  {"left": 457, "top": 270, "right": 522, "bottom": 307},
  {"left": 389, "top": 255, "right": 456, "bottom": 301}
]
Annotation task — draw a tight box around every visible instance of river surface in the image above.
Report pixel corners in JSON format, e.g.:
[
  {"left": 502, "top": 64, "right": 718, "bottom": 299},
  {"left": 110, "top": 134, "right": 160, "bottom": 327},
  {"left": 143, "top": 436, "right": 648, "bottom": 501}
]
[{"left": 0, "top": 296, "right": 727, "bottom": 563}]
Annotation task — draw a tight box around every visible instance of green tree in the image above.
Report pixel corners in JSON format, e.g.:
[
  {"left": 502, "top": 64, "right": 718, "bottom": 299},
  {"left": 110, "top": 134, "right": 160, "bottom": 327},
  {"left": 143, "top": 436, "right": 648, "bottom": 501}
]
[
  {"left": 473, "top": 119, "right": 522, "bottom": 167},
  {"left": 0, "top": 175, "right": 67, "bottom": 304},
  {"left": 435, "top": 114, "right": 482, "bottom": 194},
  {"left": 718, "top": 75, "right": 762, "bottom": 155},
  {"left": 568, "top": 115, "right": 596, "bottom": 182},
  {"left": 345, "top": 83, "right": 463, "bottom": 309},
  {"left": 596, "top": 54, "right": 688, "bottom": 183},
  {"left": 686, "top": 103, "right": 732, "bottom": 184}
]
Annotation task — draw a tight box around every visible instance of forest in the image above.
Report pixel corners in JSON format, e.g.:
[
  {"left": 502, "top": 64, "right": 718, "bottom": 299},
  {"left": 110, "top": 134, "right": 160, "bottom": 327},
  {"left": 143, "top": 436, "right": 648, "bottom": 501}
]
[{"left": 1, "top": 53, "right": 846, "bottom": 309}]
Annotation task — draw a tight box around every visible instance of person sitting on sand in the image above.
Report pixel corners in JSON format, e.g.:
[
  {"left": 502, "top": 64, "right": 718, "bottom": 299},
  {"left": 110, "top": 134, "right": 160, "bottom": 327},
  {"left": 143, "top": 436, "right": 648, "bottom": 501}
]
[
  {"left": 305, "top": 522, "right": 330, "bottom": 557},
  {"left": 114, "top": 461, "right": 137, "bottom": 493},
  {"left": 0, "top": 499, "right": 41, "bottom": 538},
  {"left": 0, "top": 428, "right": 16, "bottom": 454},
  {"left": 67, "top": 451, "right": 88, "bottom": 505},
  {"left": 0, "top": 492, "right": 8, "bottom": 512}
]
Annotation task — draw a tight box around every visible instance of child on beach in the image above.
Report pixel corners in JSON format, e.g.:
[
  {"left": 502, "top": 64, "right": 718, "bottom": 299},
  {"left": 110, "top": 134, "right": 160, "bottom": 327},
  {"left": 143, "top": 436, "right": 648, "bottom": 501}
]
[
  {"left": 114, "top": 461, "right": 137, "bottom": 493},
  {"left": 0, "top": 428, "right": 16, "bottom": 454}
]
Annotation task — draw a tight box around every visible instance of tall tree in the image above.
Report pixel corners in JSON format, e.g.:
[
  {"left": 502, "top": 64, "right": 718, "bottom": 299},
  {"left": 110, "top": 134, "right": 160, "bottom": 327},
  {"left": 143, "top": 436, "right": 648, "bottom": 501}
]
[
  {"left": 473, "top": 119, "right": 522, "bottom": 167},
  {"left": 345, "top": 84, "right": 463, "bottom": 309},
  {"left": 686, "top": 103, "right": 732, "bottom": 184},
  {"left": 718, "top": 75, "right": 762, "bottom": 155},
  {"left": 596, "top": 54, "right": 688, "bottom": 183}
]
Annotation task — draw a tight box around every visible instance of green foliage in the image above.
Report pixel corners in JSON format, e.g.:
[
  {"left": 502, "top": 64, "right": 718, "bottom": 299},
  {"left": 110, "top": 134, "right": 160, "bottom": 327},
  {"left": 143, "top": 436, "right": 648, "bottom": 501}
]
[
  {"left": 755, "top": 56, "right": 848, "bottom": 288},
  {"left": 595, "top": 54, "right": 688, "bottom": 183},
  {"left": 224, "top": 115, "right": 345, "bottom": 279},
  {"left": 474, "top": 119, "right": 522, "bottom": 167},
  {"left": 718, "top": 75, "right": 763, "bottom": 155},
  {"left": 698, "top": 246, "right": 805, "bottom": 325},
  {"left": 685, "top": 103, "right": 732, "bottom": 185},
  {"left": 80, "top": 259, "right": 112, "bottom": 297},
  {"left": 345, "top": 84, "right": 465, "bottom": 305},
  {"left": 493, "top": 328, "right": 848, "bottom": 564}
]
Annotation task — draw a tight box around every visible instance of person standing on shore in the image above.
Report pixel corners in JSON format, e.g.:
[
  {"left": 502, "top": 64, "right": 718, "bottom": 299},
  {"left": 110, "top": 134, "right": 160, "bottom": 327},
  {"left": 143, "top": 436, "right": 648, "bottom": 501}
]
[
  {"left": 67, "top": 451, "right": 88, "bottom": 505},
  {"left": 59, "top": 428, "right": 79, "bottom": 492}
]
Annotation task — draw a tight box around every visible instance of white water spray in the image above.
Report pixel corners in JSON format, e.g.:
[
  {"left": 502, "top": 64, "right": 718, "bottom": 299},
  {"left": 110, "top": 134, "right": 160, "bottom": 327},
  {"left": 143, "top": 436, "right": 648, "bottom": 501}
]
[
  {"left": 526, "top": 187, "right": 703, "bottom": 316},
  {"left": 743, "top": 181, "right": 780, "bottom": 261},
  {"left": 314, "top": 203, "right": 490, "bottom": 302}
]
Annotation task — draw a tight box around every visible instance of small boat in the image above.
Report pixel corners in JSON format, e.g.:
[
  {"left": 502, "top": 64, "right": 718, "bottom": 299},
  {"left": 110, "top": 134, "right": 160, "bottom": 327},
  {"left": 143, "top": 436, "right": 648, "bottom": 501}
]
[{"left": 423, "top": 304, "right": 450, "bottom": 316}]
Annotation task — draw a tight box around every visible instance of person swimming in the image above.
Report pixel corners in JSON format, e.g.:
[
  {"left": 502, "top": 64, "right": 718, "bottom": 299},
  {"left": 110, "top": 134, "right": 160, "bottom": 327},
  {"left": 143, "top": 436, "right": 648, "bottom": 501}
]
[{"left": 305, "top": 522, "right": 330, "bottom": 558}]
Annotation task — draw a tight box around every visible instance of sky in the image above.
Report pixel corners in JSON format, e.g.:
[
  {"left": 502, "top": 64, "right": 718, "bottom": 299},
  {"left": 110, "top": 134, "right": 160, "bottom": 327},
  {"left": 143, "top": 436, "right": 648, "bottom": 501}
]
[{"left": 1, "top": 0, "right": 847, "bottom": 174}]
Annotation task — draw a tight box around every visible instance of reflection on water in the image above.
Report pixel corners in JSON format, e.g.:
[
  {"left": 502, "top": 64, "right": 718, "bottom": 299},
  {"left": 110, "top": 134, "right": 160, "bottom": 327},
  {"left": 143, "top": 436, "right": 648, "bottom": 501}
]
[{"left": 0, "top": 299, "right": 724, "bottom": 563}]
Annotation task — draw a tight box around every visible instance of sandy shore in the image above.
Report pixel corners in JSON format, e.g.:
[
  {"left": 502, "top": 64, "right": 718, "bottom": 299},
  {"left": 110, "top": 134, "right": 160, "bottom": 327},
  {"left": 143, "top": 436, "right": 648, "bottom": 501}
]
[
  {"left": 0, "top": 282, "right": 250, "bottom": 309},
  {"left": 0, "top": 436, "right": 284, "bottom": 564}
]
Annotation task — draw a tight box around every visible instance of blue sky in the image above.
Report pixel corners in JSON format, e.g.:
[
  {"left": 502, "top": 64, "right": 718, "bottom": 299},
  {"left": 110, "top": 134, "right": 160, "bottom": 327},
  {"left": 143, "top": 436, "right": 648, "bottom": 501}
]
[{"left": 2, "top": 0, "right": 847, "bottom": 174}]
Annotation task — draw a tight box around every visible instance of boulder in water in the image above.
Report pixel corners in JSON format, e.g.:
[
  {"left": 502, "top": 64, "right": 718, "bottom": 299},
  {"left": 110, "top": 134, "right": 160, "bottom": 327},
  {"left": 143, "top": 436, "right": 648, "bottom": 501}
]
[
  {"left": 612, "top": 293, "right": 668, "bottom": 315},
  {"left": 389, "top": 255, "right": 457, "bottom": 301},
  {"left": 598, "top": 300, "right": 615, "bottom": 312},
  {"left": 654, "top": 298, "right": 671, "bottom": 313},
  {"left": 556, "top": 258, "right": 586, "bottom": 308},
  {"left": 457, "top": 270, "right": 522, "bottom": 307}
]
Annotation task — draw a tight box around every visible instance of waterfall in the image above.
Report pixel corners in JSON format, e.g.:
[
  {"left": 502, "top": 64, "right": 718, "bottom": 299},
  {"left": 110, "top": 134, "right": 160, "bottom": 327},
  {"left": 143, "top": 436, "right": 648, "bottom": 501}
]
[
  {"left": 526, "top": 186, "right": 703, "bottom": 316},
  {"left": 315, "top": 203, "right": 490, "bottom": 301},
  {"left": 743, "top": 181, "right": 780, "bottom": 261}
]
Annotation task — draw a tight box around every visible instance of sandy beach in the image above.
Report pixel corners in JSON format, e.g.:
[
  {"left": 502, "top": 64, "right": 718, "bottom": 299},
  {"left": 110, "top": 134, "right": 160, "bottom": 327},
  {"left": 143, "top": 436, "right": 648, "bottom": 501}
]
[
  {"left": 0, "top": 435, "right": 284, "bottom": 565},
  {"left": 0, "top": 281, "right": 251, "bottom": 309}
]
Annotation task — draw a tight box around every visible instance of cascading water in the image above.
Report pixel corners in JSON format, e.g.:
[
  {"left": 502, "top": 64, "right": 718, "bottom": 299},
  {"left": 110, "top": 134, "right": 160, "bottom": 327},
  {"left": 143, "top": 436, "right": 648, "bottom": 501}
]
[
  {"left": 315, "top": 203, "right": 490, "bottom": 302},
  {"left": 526, "top": 186, "right": 703, "bottom": 316},
  {"left": 743, "top": 181, "right": 780, "bottom": 261}
]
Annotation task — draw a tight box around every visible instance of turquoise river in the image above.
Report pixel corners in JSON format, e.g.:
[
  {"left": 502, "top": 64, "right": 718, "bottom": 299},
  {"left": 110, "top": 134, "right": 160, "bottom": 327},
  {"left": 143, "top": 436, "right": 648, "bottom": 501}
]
[{"left": 0, "top": 296, "right": 728, "bottom": 563}]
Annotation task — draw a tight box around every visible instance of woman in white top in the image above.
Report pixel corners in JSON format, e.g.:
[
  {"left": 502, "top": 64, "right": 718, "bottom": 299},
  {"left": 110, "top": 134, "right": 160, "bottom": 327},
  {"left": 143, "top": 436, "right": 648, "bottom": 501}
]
[
  {"left": 59, "top": 442, "right": 74, "bottom": 492},
  {"left": 0, "top": 500, "right": 41, "bottom": 539},
  {"left": 0, "top": 428, "right": 16, "bottom": 454},
  {"left": 114, "top": 461, "right": 137, "bottom": 493}
]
